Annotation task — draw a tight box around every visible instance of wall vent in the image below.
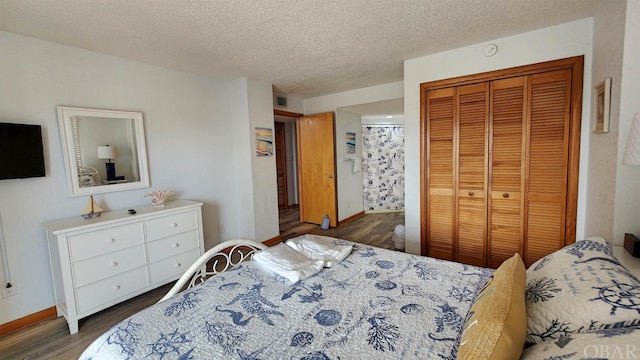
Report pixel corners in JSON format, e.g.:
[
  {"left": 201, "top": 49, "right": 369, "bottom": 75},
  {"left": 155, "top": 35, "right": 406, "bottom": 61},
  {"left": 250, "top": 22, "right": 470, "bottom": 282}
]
[{"left": 275, "top": 95, "right": 287, "bottom": 108}]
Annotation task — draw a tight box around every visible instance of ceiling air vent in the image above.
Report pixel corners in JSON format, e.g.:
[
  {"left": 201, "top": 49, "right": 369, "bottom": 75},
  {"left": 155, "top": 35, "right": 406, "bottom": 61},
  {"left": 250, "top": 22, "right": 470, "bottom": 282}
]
[{"left": 276, "top": 95, "right": 287, "bottom": 108}]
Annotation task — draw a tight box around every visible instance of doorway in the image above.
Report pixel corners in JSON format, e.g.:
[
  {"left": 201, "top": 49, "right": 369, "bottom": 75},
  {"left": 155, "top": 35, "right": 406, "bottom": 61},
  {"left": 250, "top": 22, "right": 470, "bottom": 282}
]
[
  {"left": 274, "top": 100, "right": 406, "bottom": 237},
  {"left": 274, "top": 110, "right": 302, "bottom": 233},
  {"left": 361, "top": 124, "right": 405, "bottom": 212}
]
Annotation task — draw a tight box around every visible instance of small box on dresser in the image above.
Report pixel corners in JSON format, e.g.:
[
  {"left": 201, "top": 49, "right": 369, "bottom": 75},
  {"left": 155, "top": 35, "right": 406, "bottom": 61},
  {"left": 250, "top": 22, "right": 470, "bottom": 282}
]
[{"left": 44, "top": 200, "right": 204, "bottom": 334}]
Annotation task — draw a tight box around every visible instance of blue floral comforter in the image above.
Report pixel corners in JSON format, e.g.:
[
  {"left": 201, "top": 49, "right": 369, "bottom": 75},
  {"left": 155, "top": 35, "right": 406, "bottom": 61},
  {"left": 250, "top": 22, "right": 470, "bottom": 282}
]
[{"left": 81, "top": 239, "right": 492, "bottom": 360}]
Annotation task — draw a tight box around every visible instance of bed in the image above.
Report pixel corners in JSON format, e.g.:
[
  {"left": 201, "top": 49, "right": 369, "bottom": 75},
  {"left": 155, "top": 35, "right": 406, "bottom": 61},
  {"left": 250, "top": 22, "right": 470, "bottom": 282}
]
[{"left": 80, "top": 235, "right": 640, "bottom": 360}]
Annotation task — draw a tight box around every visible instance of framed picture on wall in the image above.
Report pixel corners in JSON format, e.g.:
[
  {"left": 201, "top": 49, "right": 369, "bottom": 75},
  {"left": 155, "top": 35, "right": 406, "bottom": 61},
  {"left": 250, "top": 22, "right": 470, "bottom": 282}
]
[
  {"left": 594, "top": 77, "right": 611, "bottom": 134},
  {"left": 346, "top": 132, "right": 356, "bottom": 154},
  {"left": 255, "top": 127, "right": 273, "bottom": 156}
]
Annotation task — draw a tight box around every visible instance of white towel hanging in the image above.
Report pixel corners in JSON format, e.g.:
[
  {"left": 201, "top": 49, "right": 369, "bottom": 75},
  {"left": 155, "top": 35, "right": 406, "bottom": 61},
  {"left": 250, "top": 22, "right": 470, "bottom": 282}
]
[
  {"left": 343, "top": 155, "right": 362, "bottom": 173},
  {"left": 352, "top": 157, "right": 361, "bottom": 173}
]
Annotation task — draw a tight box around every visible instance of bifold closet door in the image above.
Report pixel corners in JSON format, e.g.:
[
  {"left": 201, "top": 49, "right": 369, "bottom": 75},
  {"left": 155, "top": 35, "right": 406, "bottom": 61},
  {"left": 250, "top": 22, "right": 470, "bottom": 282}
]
[
  {"left": 525, "top": 69, "right": 572, "bottom": 266},
  {"left": 487, "top": 76, "right": 527, "bottom": 269},
  {"left": 426, "top": 88, "right": 455, "bottom": 261},
  {"left": 426, "top": 83, "right": 489, "bottom": 265},
  {"left": 422, "top": 56, "right": 582, "bottom": 267},
  {"left": 456, "top": 83, "right": 489, "bottom": 267}
]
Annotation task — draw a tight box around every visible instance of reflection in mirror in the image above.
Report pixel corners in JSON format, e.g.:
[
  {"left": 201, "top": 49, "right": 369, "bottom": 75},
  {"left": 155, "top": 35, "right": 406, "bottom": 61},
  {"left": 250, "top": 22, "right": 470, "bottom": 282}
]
[
  {"left": 57, "top": 106, "right": 150, "bottom": 197},
  {"left": 74, "top": 116, "right": 139, "bottom": 185}
]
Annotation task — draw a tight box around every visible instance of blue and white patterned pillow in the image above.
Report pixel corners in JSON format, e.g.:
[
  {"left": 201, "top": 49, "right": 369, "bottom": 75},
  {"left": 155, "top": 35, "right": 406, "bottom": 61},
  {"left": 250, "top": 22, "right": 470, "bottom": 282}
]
[
  {"left": 525, "top": 237, "right": 640, "bottom": 344},
  {"left": 520, "top": 326, "right": 640, "bottom": 359}
]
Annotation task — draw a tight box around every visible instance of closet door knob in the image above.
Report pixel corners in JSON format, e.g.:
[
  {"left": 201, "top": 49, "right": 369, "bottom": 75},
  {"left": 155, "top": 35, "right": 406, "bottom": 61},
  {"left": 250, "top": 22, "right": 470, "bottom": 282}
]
[
  {"left": 468, "top": 191, "right": 475, "bottom": 197},
  {"left": 502, "top": 193, "right": 510, "bottom": 198}
]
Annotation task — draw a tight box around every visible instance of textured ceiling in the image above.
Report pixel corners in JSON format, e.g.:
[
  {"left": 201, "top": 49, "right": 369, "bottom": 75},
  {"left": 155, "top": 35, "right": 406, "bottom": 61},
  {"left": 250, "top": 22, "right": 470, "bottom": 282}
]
[{"left": 0, "top": 0, "right": 601, "bottom": 98}]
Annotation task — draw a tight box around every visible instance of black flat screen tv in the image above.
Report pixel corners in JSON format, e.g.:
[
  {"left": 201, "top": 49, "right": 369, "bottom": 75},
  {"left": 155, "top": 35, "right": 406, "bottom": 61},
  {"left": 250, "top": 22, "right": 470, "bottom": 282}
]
[{"left": 0, "top": 122, "right": 46, "bottom": 180}]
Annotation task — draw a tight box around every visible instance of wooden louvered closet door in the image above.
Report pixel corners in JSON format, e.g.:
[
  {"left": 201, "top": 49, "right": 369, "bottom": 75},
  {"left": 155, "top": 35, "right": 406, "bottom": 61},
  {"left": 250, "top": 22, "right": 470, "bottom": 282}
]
[
  {"left": 426, "top": 83, "right": 489, "bottom": 265},
  {"left": 525, "top": 69, "right": 572, "bottom": 266},
  {"left": 487, "top": 76, "right": 527, "bottom": 268},
  {"left": 426, "top": 88, "right": 455, "bottom": 261},
  {"left": 456, "top": 83, "right": 489, "bottom": 267},
  {"left": 421, "top": 56, "right": 582, "bottom": 268}
]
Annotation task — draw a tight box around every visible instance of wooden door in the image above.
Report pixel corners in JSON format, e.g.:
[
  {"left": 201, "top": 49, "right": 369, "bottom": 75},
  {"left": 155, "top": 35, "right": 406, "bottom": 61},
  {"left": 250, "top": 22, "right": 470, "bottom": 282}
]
[
  {"left": 456, "top": 83, "right": 489, "bottom": 266},
  {"left": 297, "top": 112, "right": 338, "bottom": 227},
  {"left": 487, "top": 76, "right": 527, "bottom": 268},
  {"left": 426, "top": 88, "right": 456, "bottom": 261},
  {"left": 524, "top": 69, "right": 573, "bottom": 266},
  {"left": 275, "top": 122, "right": 288, "bottom": 209}
]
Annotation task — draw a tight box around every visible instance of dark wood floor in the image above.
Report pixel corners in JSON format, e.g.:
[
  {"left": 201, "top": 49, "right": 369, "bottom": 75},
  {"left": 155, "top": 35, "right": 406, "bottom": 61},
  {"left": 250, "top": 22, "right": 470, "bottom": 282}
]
[
  {"left": 279, "top": 207, "right": 405, "bottom": 250},
  {"left": 0, "top": 209, "right": 405, "bottom": 359}
]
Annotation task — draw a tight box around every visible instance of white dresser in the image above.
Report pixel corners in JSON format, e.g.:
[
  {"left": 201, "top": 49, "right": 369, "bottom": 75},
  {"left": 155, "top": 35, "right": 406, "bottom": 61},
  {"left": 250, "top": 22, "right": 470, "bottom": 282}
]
[{"left": 44, "top": 200, "right": 204, "bottom": 334}]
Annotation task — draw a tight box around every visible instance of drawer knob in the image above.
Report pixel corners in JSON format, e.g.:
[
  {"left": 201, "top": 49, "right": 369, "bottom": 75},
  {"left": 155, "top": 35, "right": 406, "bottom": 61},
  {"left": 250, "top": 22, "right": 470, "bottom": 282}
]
[
  {"left": 468, "top": 191, "right": 475, "bottom": 197},
  {"left": 170, "top": 223, "right": 178, "bottom": 228},
  {"left": 502, "top": 193, "right": 510, "bottom": 198},
  {"left": 113, "top": 285, "right": 121, "bottom": 290},
  {"left": 174, "top": 263, "right": 181, "bottom": 267},
  {"left": 109, "top": 238, "right": 116, "bottom": 243},
  {"left": 110, "top": 261, "right": 118, "bottom": 267},
  {"left": 172, "top": 243, "right": 180, "bottom": 248}
]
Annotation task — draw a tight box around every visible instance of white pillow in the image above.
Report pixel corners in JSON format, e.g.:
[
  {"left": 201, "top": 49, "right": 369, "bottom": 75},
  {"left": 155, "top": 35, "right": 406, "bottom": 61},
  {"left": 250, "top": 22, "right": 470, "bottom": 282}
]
[
  {"left": 521, "top": 326, "right": 640, "bottom": 359},
  {"left": 525, "top": 237, "right": 640, "bottom": 344}
]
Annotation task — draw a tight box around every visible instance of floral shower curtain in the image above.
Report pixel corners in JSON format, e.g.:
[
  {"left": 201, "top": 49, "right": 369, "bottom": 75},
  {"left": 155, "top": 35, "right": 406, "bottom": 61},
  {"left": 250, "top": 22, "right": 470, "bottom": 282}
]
[{"left": 362, "top": 126, "right": 405, "bottom": 211}]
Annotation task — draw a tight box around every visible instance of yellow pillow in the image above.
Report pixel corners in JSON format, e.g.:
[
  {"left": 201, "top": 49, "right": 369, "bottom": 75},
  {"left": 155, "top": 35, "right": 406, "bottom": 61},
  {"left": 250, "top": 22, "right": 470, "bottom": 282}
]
[{"left": 457, "top": 253, "right": 527, "bottom": 360}]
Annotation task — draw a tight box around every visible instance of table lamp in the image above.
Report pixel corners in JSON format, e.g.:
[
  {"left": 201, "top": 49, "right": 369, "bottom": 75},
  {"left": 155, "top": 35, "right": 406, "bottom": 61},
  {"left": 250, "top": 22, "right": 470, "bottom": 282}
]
[{"left": 97, "top": 145, "right": 118, "bottom": 181}]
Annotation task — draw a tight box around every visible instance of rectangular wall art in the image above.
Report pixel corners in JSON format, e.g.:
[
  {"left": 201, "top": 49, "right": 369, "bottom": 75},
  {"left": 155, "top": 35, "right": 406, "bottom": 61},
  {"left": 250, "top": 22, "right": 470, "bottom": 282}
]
[
  {"left": 255, "top": 127, "right": 273, "bottom": 156},
  {"left": 346, "top": 132, "right": 356, "bottom": 154},
  {"left": 594, "top": 78, "right": 611, "bottom": 134}
]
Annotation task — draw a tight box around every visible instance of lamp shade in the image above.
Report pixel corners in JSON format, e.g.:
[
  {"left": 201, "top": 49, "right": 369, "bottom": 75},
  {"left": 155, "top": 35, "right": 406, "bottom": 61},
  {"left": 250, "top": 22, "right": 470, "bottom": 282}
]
[{"left": 97, "top": 145, "right": 118, "bottom": 160}]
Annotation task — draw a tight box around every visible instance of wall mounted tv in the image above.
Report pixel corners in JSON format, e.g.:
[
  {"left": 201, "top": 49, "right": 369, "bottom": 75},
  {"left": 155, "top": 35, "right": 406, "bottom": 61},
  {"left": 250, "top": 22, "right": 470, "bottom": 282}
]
[{"left": 0, "top": 122, "right": 46, "bottom": 180}]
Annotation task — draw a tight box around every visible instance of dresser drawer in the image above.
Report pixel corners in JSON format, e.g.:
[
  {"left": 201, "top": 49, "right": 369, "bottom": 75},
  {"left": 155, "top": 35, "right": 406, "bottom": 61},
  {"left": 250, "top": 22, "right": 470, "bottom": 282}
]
[
  {"left": 147, "top": 230, "right": 199, "bottom": 263},
  {"left": 73, "top": 245, "right": 147, "bottom": 288},
  {"left": 145, "top": 211, "right": 198, "bottom": 241},
  {"left": 69, "top": 223, "right": 144, "bottom": 261},
  {"left": 149, "top": 248, "right": 200, "bottom": 285},
  {"left": 75, "top": 266, "right": 149, "bottom": 314}
]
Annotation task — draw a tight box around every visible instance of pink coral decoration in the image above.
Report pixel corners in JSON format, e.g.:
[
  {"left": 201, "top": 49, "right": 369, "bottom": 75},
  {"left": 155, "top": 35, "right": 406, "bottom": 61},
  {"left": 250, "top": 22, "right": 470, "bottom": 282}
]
[{"left": 147, "top": 189, "right": 175, "bottom": 207}]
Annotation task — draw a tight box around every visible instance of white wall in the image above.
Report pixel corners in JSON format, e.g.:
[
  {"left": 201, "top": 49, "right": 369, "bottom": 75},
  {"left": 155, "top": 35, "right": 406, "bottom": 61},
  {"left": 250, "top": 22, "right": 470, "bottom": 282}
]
[
  {"left": 304, "top": 81, "right": 404, "bottom": 115},
  {"left": 613, "top": 1, "right": 640, "bottom": 244},
  {"left": 229, "top": 78, "right": 256, "bottom": 239},
  {"left": 336, "top": 109, "right": 364, "bottom": 220},
  {"left": 247, "top": 79, "right": 280, "bottom": 241},
  {"left": 404, "top": 19, "right": 594, "bottom": 254},
  {"left": 0, "top": 31, "right": 240, "bottom": 324},
  {"left": 585, "top": 1, "right": 626, "bottom": 242},
  {"left": 229, "top": 78, "right": 280, "bottom": 242},
  {"left": 274, "top": 93, "right": 303, "bottom": 115}
]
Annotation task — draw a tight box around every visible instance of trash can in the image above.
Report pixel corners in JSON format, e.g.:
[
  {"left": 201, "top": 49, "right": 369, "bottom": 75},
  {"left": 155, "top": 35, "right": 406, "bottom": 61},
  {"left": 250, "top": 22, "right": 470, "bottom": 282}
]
[{"left": 392, "top": 224, "right": 405, "bottom": 250}]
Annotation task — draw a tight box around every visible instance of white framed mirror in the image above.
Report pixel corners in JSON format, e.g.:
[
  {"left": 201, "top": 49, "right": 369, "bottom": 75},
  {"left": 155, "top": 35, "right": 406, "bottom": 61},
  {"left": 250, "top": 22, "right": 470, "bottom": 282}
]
[{"left": 57, "top": 106, "right": 150, "bottom": 197}]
